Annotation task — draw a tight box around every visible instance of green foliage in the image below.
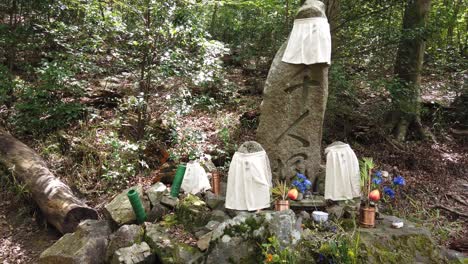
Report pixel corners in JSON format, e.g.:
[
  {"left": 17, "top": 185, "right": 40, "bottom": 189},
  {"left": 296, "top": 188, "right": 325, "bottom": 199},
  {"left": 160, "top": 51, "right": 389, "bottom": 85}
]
[
  {"left": 260, "top": 236, "right": 298, "bottom": 264},
  {"left": 11, "top": 61, "right": 84, "bottom": 135},
  {"left": 318, "top": 233, "right": 360, "bottom": 264},
  {"left": 100, "top": 131, "right": 146, "bottom": 183}
]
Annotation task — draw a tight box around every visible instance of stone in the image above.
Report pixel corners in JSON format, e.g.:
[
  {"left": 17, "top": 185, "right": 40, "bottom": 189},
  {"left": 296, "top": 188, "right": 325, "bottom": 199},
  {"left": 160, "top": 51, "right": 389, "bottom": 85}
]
[
  {"left": 289, "top": 196, "right": 326, "bottom": 210},
  {"left": 200, "top": 159, "right": 217, "bottom": 173},
  {"left": 161, "top": 195, "right": 179, "bottom": 208},
  {"left": 263, "top": 210, "right": 301, "bottom": 249},
  {"left": 257, "top": 0, "right": 329, "bottom": 183},
  {"left": 146, "top": 182, "right": 167, "bottom": 207},
  {"left": 39, "top": 220, "right": 111, "bottom": 264},
  {"left": 298, "top": 211, "right": 311, "bottom": 220},
  {"left": 209, "top": 210, "right": 230, "bottom": 223},
  {"left": 205, "top": 220, "right": 220, "bottom": 231},
  {"left": 106, "top": 225, "right": 144, "bottom": 261},
  {"left": 196, "top": 231, "right": 213, "bottom": 251},
  {"left": 105, "top": 185, "right": 149, "bottom": 227},
  {"left": 176, "top": 195, "right": 211, "bottom": 233},
  {"left": 359, "top": 215, "right": 447, "bottom": 263},
  {"left": 144, "top": 223, "right": 202, "bottom": 264},
  {"left": 146, "top": 202, "right": 169, "bottom": 222},
  {"left": 206, "top": 236, "right": 260, "bottom": 264},
  {"left": 315, "top": 165, "right": 326, "bottom": 194},
  {"left": 204, "top": 191, "right": 225, "bottom": 210},
  {"left": 237, "top": 141, "right": 264, "bottom": 153},
  {"left": 111, "top": 242, "right": 154, "bottom": 264},
  {"left": 206, "top": 211, "right": 301, "bottom": 263}
]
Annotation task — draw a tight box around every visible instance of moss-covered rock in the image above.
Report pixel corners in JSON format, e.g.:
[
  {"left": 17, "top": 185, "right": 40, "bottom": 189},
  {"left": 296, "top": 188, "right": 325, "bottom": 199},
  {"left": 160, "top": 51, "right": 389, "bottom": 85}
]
[
  {"left": 176, "top": 194, "right": 211, "bottom": 233},
  {"left": 39, "top": 220, "right": 111, "bottom": 264},
  {"left": 359, "top": 216, "right": 447, "bottom": 263},
  {"left": 144, "top": 223, "right": 203, "bottom": 264}
]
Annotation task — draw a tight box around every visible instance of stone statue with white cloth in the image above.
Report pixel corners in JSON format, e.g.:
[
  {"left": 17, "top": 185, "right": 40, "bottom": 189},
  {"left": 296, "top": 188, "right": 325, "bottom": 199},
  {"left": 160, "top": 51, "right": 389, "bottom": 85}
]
[
  {"left": 257, "top": 0, "right": 331, "bottom": 185},
  {"left": 324, "top": 141, "right": 361, "bottom": 201},
  {"left": 225, "top": 141, "right": 272, "bottom": 211}
]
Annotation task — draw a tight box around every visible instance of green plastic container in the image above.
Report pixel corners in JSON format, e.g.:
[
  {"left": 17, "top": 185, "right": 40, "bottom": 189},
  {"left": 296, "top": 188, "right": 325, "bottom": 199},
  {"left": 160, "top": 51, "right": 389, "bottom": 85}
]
[
  {"left": 170, "top": 164, "right": 186, "bottom": 197},
  {"left": 127, "top": 189, "right": 146, "bottom": 224}
]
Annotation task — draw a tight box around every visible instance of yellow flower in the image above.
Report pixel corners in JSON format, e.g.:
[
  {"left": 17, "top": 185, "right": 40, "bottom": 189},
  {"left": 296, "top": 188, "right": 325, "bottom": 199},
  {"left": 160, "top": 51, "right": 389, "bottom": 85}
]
[
  {"left": 266, "top": 254, "right": 273, "bottom": 263},
  {"left": 348, "top": 250, "right": 355, "bottom": 258}
]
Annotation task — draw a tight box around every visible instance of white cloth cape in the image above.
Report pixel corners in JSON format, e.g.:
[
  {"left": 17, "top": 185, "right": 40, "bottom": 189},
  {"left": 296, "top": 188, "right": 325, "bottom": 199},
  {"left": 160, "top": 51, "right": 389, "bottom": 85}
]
[
  {"left": 225, "top": 150, "right": 272, "bottom": 211},
  {"left": 181, "top": 162, "right": 211, "bottom": 194},
  {"left": 324, "top": 143, "right": 361, "bottom": 201},
  {"left": 282, "top": 17, "right": 331, "bottom": 65}
]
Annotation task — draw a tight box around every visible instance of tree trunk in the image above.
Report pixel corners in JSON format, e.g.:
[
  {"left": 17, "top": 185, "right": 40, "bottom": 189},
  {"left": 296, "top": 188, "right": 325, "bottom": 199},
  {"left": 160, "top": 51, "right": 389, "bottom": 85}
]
[
  {"left": 0, "top": 128, "right": 97, "bottom": 234},
  {"left": 323, "top": 0, "right": 340, "bottom": 56},
  {"left": 392, "top": 0, "right": 432, "bottom": 141}
]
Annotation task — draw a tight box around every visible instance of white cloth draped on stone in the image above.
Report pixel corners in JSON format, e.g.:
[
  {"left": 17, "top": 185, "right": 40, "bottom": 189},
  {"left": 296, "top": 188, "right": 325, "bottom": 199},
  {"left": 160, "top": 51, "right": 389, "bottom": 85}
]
[
  {"left": 282, "top": 17, "right": 331, "bottom": 65},
  {"left": 324, "top": 142, "right": 361, "bottom": 201},
  {"left": 225, "top": 150, "right": 272, "bottom": 211},
  {"left": 181, "top": 161, "right": 211, "bottom": 194}
]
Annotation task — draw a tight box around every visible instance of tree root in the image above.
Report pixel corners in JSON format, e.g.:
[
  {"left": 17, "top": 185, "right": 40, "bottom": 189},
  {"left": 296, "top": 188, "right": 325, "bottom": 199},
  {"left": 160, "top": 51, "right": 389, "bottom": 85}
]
[{"left": 431, "top": 204, "right": 468, "bottom": 218}]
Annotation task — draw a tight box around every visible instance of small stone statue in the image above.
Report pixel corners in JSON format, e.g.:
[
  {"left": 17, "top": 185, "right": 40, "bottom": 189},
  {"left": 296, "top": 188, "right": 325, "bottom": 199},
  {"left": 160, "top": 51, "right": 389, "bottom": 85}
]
[{"left": 225, "top": 141, "right": 272, "bottom": 211}]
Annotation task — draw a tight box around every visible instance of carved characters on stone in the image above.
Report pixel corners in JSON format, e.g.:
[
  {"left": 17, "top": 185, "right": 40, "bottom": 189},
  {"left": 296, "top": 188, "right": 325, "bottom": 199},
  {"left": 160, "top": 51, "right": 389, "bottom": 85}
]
[{"left": 257, "top": 0, "right": 331, "bottom": 185}]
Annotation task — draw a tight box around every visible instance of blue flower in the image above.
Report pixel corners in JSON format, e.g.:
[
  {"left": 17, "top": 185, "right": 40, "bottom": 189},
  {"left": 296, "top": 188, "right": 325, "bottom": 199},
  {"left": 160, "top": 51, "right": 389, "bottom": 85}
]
[
  {"left": 393, "top": 175, "right": 405, "bottom": 186},
  {"left": 292, "top": 180, "right": 300, "bottom": 186},
  {"left": 383, "top": 186, "right": 395, "bottom": 198},
  {"left": 304, "top": 179, "right": 312, "bottom": 187},
  {"left": 372, "top": 177, "right": 382, "bottom": 185},
  {"left": 375, "top": 171, "right": 382, "bottom": 178},
  {"left": 297, "top": 173, "right": 306, "bottom": 180}
]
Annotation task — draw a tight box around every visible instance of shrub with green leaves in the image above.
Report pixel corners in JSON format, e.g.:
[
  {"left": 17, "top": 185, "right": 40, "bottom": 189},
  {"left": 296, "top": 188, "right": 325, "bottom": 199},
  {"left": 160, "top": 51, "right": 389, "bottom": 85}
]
[{"left": 11, "top": 61, "right": 84, "bottom": 135}]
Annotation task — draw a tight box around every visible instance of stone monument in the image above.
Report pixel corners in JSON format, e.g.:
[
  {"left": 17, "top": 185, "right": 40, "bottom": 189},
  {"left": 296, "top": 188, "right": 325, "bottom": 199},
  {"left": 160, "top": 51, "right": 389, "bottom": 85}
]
[{"left": 257, "top": 0, "right": 330, "bottom": 184}]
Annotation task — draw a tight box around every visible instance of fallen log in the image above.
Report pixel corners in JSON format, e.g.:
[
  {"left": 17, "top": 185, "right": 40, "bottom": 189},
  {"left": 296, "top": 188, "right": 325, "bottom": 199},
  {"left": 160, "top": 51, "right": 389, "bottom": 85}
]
[{"left": 0, "top": 127, "right": 97, "bottom": 233}]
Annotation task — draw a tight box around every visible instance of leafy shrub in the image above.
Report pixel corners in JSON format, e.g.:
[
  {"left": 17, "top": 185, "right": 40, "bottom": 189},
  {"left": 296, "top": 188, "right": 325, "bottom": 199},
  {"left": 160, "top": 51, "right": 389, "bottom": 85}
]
[{"left": 11, "top": 61, "right": 84, "bottom": 135}]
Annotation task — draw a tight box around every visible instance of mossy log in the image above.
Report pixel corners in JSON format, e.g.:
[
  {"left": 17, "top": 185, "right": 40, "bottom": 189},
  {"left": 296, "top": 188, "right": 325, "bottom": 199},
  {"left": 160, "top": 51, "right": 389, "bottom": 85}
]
[{"left": 0, "top": 127, "right": 97, "bottom": 233}]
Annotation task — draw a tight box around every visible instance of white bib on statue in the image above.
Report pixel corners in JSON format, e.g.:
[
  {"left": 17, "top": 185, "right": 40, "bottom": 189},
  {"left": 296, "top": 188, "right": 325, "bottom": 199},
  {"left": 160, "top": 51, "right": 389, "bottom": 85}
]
[
  {"left": 225, "top": 151, "right": 272, "bottom": 211},
  {"left": 181, "top": 161, "right": 211, "bottom": 194},
  {"left": 282, "top": 17, "right": 331, "bottom": 65},
  {"left": 324, "top": 142, "right": 361, "bottom": 201}
]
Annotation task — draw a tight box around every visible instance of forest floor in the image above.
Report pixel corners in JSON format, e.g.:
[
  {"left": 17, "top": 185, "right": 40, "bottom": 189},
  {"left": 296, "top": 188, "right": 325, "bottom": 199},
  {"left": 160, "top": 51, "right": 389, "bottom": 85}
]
[{"left": 0, "top": 66, "right": 467, "bottom": 263}]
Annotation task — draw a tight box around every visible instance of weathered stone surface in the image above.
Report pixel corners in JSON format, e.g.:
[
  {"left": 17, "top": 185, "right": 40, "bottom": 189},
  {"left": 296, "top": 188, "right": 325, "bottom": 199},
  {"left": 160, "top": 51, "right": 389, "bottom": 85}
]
[
  {"left": 146, "top": 182, "right": 167, "bottom": 207},
  {"left": 237, "top": 141, "right": 264, "bottom": 153},
  {"left": 161, "top": 195, "right": 179, "bottom": 208},
  {"left": 176, "top": 195, "right": 211, "bottom": 233},
  {"left": 39, "top": 220, "right": 111, "bottom": 264},
  {"left": 111, "top": 242, "right": 154, "bottom": 264},
  {"left": 144, "top": 223, "right": 202, "bottom": 264},
  {"left": 196, "top": 231, "right": 213, "bottom": 251},
  {"left": 204, "top": 191, "right": 225, "bottom": 210},
  {"left": 205, "top": 236, "right": 259, "bottom": 264},
  {"left": 289, "top": 196, "right": 326, "bottom": 210},
  {"left": 105, "top": 185, "right": 149, "bottom": 227},
  {"left": 210, "top": 210, "right": 230, "bottom": 223},
  {"left": 207, "top": 211, "right": 301, "bottom": 263},
  {"left": 106, "top": 225, "right": 144, "bottom": 261},
  {"left": 200, "top": 159, "right": 217, "bottom": 173},
  {"left": 257, "top": 0, "right": 329, "bottom": 183},
  {"left": 263, "top": 210, "right": 301, "bottom": 249},
  {"left": 359, "top": 215, "right": 447, "bottom": 263},
  {"left": 146, "top": 202, "right": 169, "bottom": 222}
]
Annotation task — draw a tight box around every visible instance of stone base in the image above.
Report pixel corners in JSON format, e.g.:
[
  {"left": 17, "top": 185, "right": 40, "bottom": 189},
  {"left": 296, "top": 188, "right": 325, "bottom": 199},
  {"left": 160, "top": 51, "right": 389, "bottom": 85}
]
[{"left": 290, "top": 196, "right": 326, "bottom": 211}]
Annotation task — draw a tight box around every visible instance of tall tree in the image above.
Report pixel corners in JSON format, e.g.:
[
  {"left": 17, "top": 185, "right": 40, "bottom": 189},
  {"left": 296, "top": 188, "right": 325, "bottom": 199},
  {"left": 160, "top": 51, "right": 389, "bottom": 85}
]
[{"left": 392, "top": 0, "right": 432, "bottom": 141}]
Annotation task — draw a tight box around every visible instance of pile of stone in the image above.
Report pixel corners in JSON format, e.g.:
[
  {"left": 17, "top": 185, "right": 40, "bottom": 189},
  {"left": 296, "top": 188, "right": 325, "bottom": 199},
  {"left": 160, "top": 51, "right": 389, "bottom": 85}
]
[{"left": 38, "top": 181, "right": 459, "bottom": 264}]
